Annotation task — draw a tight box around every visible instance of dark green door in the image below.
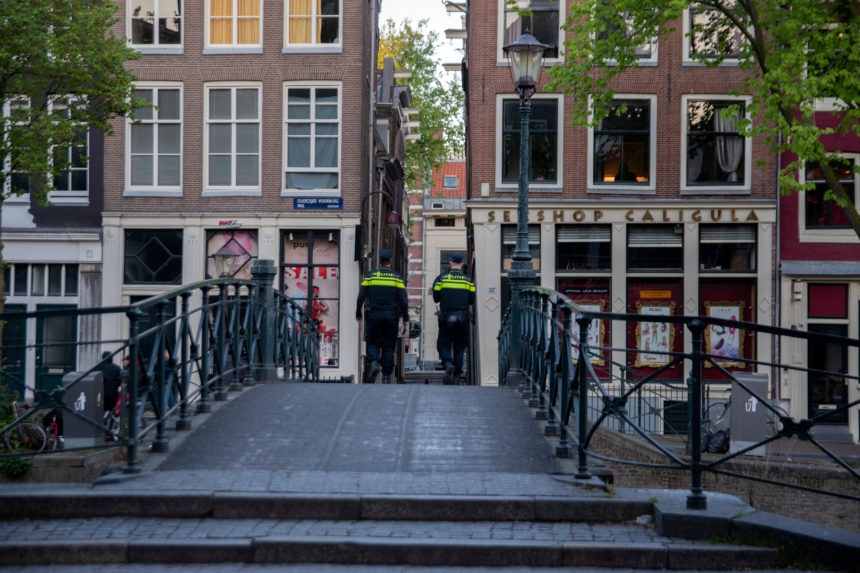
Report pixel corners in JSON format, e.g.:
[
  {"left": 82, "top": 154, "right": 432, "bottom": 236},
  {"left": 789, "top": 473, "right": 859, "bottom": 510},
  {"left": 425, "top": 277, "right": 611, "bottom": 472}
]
[
  {"left": 1, "top": 304, "right": 27, "bottom": 399},
  {"left": 35, "top": 305, "right": 77, "bottom": 392}
]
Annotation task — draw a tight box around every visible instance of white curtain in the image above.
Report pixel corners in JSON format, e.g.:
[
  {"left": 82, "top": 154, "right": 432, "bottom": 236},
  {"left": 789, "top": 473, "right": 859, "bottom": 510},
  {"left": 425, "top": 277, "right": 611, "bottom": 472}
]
[{"left": 715, "top": 108, "right": 743, "bottom": 181}]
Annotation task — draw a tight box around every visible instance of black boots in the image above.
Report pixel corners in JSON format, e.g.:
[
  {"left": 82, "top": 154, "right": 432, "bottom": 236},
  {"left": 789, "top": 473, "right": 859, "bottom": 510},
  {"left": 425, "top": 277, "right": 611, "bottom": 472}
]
[{"left": 442, "top": 362, "right": 455, "bottom": 385}]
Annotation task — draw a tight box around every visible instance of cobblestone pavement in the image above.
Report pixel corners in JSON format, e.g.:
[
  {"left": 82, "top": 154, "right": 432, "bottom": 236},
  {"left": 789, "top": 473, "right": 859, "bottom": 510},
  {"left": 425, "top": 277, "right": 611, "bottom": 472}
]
[{"left": 0, "top": 518, "right": 681, "bottom": 544}]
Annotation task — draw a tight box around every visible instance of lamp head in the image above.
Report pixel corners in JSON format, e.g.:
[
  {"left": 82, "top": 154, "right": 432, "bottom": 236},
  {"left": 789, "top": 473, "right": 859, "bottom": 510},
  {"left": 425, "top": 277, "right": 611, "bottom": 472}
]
[{"left": 502, "top": 32, "right": 550, "bottom": 102}]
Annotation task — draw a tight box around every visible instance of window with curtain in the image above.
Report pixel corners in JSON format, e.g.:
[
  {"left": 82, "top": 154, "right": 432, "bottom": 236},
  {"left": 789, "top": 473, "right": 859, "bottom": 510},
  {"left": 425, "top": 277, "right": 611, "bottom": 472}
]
[
  {"left": 593, "top": 99, "right": 650, "bottom": 185},
  {"left": 130, "top": 0, "right": 182, "bottom": 46},
  {"left": 501, "top": 98, "right": 558, "bottom": 184},
  {"left": 284, "top": 85, "right": 340, "bottom": 191},
  {"left": 686, "top": 99, "right": 746, "bottom": 186},
  {"left": 627, "top": 225, "right": 683, "bottom": 271},
  {"left": 129, "top": 86, "right": 182, "bottom": 190},
  {"left": 699, "top": 224, "right": 756, "bottom": 271},
  {"left": 287, "top": 0, "right": 339, "bottom": 45},
  {"left": 209, "top": 0, "right": 260, "bottom": 46},
  {"left": 805, "top": 158, "right": 856, "bottom": 229},
  {"left": 206, "top": 85, "right": 260, "bottom": 189},
  {"left": 502, "top": 0, "right": 559, "bottom": 59}
]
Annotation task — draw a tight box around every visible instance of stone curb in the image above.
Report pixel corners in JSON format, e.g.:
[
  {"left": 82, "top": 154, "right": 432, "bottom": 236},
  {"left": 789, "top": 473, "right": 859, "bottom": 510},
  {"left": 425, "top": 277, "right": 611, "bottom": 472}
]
[
  {"left": 0, "top": 492, "right": 653, "bottom": 523},
  {"left": 0, "top": 538, "right": 777, "bottom": 568}
]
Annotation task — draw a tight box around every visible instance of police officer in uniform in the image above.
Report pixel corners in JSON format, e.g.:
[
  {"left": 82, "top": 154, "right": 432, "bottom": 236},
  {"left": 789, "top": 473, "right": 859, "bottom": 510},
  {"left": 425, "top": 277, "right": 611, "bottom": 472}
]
[
  {"left": 432, "top": 253, "right": 475, "bottom": 384},
  {"left": 356, "top": 249, "right": 408, "bottom": 383}
]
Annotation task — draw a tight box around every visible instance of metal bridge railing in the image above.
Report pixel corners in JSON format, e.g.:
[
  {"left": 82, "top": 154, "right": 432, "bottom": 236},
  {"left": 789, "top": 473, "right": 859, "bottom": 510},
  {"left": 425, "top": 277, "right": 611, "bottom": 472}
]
[
  {"left": 500, "top": 286, "right": 860, "bottom": 509},
  {"left": 0, "top": 259, "right": 321, "bottom": 473}
]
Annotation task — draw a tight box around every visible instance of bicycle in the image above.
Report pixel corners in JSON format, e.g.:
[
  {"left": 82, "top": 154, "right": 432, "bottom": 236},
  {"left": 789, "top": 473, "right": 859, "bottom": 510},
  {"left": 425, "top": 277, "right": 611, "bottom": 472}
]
[{"left": 3, "top": 402, "right": 47, "bottom": 453}]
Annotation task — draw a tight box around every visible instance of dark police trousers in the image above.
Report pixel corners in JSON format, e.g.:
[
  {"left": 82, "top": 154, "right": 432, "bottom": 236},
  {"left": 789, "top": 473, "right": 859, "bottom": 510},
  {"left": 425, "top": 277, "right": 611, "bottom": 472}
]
[
  {"left": 366, "top": 314, "right": 399, "bottom": 376},
  {"left": 437, "top": 310, "right": 468, "bottom": 377}
]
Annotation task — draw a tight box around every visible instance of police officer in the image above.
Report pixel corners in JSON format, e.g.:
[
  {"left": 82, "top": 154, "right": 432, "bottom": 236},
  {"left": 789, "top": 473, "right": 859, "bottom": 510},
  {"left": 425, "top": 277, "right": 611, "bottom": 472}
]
[
  {"left": 432, "top": 253, "right": 475, "bottom": 385},
  {"left": 356, "top": 249, "right": 408, "bottom": 383}
]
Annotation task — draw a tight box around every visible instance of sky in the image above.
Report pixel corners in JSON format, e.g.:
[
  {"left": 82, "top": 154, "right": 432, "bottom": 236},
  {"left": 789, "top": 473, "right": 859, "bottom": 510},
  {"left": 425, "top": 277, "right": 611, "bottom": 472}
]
[{"left": 379, "top": 0, "right": 465, "bottom": 71}]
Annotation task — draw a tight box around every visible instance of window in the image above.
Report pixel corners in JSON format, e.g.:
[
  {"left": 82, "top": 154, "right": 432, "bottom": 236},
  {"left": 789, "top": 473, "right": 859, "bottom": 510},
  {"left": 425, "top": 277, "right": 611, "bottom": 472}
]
[
  {"left": 627, "top": 225, "right": 683, "bottom": 271},
  {"left": 685, "top": 3, "right": 742, "bottom": 62},
  {"left": 683, "top": 97, "right": 749, "bottom": 190},
  {"left": 595, "top": 4, "right": 656, "bottom": 62},
  {"left": 435, "top": 218, "right": 456, "bottom": 228},
  {"left": 699, "top": 225, "right": 756, "bottom": 271},
  {"left": 591, "top": 97, "right": 654, "bottom": 189},
  {"left": 130, "top": 0, "right": 182, "bottom": 47},
  {"left": 124, "top": 229, "right": 183, "bottom": 284},
  {"left": 501, "top": 97, "right": 559, "bottom": 186},
  {"left": 502, "top": 225, "right": 541, "bottom": 272},
  {"left": 5, "top": 263, "right": 80, "bottom": 297},
  {"left": 206, "top": 229, "right": 258, "bottom": 279},
  {"left": 208, "top": 0, "right": 260, "bottom": 47},
  {"left": 49, "top": 100, "right": 88, "bottom": 203},
  {"left": 205, "top": 85, "right": 260, "bottom": 192},
  {"left": 442, "top": 175, "right": 458, "bottom": 188},
  {"left": 284, "top": 85, "right": 340, "bottom": 192},
  {"left": 557, "top": 226, "right": 611, "bottom": 271},
  {"left": 282, "top": 230, "right": 341, "bottom": 367},
  {"left": 805, "top": 159, "right": 856, "bottom": 229},
  {"left": 502, "top": 0, "right": 559, "bottom": 59},
  {"left": 285, "top": 0, "right": 340, "bottom": 47},
  {"left": 128, "top": 85, "right": 182, "bottom": 193},
  {"left": 2, "top": 97, "right": 31, "bottom": 195}
]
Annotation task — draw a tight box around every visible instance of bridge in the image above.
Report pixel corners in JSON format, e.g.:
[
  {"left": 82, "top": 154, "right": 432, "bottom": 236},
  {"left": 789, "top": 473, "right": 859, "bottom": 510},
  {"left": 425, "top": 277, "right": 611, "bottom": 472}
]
[{"left": 0, "top": 262, "right": 858, "bottom": 569}]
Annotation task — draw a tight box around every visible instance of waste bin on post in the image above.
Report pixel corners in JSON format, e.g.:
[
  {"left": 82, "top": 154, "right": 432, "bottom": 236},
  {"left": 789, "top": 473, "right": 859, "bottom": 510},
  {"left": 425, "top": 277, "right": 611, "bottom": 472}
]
[
  {"left": 729, "top": 372, "right": 769, "bottom": 456},
  {"left": 61, "top": 371, "right": 104, "bottom": 448}
]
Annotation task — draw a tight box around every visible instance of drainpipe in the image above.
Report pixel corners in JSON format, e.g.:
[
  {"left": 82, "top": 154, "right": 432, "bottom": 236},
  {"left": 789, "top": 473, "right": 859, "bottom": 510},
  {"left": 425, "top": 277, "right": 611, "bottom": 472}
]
[{"left": 774, "top": 129, "right": 782, "bottom": 403}]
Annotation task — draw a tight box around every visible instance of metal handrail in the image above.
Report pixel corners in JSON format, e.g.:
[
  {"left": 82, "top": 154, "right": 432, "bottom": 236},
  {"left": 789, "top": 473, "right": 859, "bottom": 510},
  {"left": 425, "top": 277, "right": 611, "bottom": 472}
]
[
  {"left": 0, "top": 263, "right": 322, "bottom": 473},
  {"left": 500, "top": 286, "right": 860, "bottom": 509}
]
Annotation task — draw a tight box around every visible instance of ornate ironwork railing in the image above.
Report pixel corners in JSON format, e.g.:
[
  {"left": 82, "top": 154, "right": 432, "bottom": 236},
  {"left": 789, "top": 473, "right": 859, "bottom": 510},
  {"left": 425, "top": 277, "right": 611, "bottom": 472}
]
[
  {"left": 501, "top": 286, "right": 860, "bottom": 509},
  {"left": 0, "top": 259, "right": 320, "bottom": 473}
]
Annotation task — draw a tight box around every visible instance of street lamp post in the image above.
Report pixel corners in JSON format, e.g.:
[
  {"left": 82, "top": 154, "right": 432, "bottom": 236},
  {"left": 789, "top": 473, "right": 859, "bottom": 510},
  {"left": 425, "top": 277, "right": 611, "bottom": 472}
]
[{"left": 502, "top": 33, "right": 548, "bottom": 386}]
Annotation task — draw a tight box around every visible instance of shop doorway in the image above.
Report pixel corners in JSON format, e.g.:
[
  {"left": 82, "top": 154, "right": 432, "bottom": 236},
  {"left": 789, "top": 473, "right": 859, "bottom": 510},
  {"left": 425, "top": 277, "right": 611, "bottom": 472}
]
[
  {"left": 807, "top": 324, "right": 848, "bottom": 424},
  {"left": 1, "top": 304, "right": 27, "bottom": 398},
  {"left": 35, "top": 305, "right": 77, "bottom": 392}
]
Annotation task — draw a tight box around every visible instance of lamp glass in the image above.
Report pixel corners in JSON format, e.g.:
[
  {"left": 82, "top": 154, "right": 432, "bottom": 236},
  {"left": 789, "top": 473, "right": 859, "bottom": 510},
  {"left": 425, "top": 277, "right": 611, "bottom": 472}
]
[{"left": 503, "top": 33, "right": 548, "bottom": 91}]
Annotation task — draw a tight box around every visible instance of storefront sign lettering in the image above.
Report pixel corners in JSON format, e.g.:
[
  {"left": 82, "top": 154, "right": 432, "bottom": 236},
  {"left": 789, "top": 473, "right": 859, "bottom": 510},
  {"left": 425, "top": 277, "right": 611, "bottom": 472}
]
[
  {"left": 488, "top": 209, "right": 759, "bottom": 224},
  {"left": 640, "top": 290, "right": 672, "bottom": 299}
]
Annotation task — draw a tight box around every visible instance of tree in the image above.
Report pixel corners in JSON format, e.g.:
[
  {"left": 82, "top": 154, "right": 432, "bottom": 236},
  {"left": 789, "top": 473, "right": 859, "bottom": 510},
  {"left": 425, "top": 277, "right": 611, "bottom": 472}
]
[
  {"left": 546, "top": 0, "right": 860, "bottom": 237},
  {"left": 378, "top": 18, "right": 465, "bottom": 190},
  {"left": 0, "top": 0, "right": 141, "bottom": 310}
]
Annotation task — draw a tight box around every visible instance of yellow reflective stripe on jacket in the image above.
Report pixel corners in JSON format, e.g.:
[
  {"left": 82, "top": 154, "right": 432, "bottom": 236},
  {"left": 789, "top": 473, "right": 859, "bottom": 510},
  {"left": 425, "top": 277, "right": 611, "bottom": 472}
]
[
  {"left": 434, "top": 277, "right": 475, "bottom": 292},
  {"left": 362, "top": 277, "right": 405, "bottom": 288}
]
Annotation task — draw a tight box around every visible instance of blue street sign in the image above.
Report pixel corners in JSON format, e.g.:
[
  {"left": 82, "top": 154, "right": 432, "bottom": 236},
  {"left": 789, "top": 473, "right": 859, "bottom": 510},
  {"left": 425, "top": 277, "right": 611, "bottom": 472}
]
[{"left": 293, "top": 197, "right": 343, "bottom": 210}]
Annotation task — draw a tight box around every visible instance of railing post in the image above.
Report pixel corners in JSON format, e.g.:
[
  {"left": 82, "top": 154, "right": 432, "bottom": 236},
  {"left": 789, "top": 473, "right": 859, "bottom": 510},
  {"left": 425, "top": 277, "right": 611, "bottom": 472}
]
[
  {"left": 151, "top": 299, "right": 170, "bottom": 452},
  {"left": 196, "top": 285, "right": 213, "bottom": 414},
  {"left": 535, "top": 292, "right": 550, "bottom": 420},
  {"left": 214, "top": 285, "right": 228, "bottom": 401},
  {"left": 242, "top": 283, "right": 256, "bottom": 387},
  {"left": 528, "top": 292, "right": 541, "bottom": 407},
  {"left": 575, "top": 313, "right": 593, "bottom": 480},
  {"left": 123, "top": 307, "right": 143, "bottom": 474},
  {"left": 251, "top": 259, "right": 278, "bottom": 383},
  {"left": 687, "top": 318, "right": 707, "bottom": 510},
  {"left": 176, "top": 291, "right": 192, "bottom": 430},
  {"left": 556, "top": 305, "right": 573, "bottom": 458},
  {"left": 229, "top": 284, "right": 244, "bottom": 392},
  {"left": 544, "top": 296, "right": 560, "bottom": 436}
]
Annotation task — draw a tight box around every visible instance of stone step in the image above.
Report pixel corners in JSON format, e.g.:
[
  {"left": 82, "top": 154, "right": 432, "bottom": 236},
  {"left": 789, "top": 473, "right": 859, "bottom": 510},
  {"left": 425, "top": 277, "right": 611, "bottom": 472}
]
[{"left": 0, "top": 520, "right": 777, "bottom": 569}]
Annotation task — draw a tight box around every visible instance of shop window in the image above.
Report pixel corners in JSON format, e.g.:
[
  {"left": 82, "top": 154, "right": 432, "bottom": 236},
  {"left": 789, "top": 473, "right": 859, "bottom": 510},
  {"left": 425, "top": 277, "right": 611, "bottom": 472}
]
[
  {"left": 809, "top": 284, "right": 847, "bottom": 318},
  {"left": 684, "top": 97, "right": 748, "bottom": 188},
  {"left": 501, "top": 97, "right": 559, "bottom": 185},
  {"left": 502, "top": 0, "right": 559, "bottom": 59},
  {"left": 700, "top": 278, "right": 755, "bottom": 375},
  {"left": 502, "top": 225, "right": 541, "bottom": 272},
  {"left": 699, "top": 224, "right": 756, "bottom": 271},
  {"left": 124, "top": 229, "right": 183, "bottom": 285},
  {"left": 65, "top": 265, "right": 79, "bottom": 296},
  {"left": 557, "top": 225, "right": 611, "bottom": 271},
  {"left": 206, "top": 230, "right": 258, "bottom": 279},
  {"left": 282, "top": 230, "right": 340, "bottom": 367},
  {"left": 13, "top": 264, "right": 28, "bottom": 296},
  {"left": 16, "top": 264, "right": 80, "bottom": 297},
  {"left": 592, "top": 98, "right": 653, "bottom": 186},
  {"left": 557, "top": 277, "right": 610, "bottom": 366},
  {"left": 804, "top": 159, "right": 855, "bottom": 229},
  {"left": 627, "top": 225, "right": 683, "bottom": 271}
]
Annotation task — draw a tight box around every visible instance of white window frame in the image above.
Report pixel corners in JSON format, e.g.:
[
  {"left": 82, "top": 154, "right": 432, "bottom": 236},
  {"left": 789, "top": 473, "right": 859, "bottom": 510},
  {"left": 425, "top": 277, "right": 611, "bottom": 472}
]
[
  {"left": 798, "top": 151, "right": 860, "bottom": 244},
  {"left": 495, "top": 93, "right": 564, "bottom": 192},
  {"left": 203, "top": 82, "right": 262, "bottom": 196},
  {"left": 282, "top": 81, "right": 342, "bottom": 197},
  {"left": 587, "top": 94, "right": 657, "bottom": 195},
  {"left": 2, "top": 96, "right": 31, "bottom": 202},
  {"left": 682, "top": 5, "right": 742, "bottom": 66},
  {"left": 125, "top": 82, "right": 183, "bottom": 197},
  {"left": 680, "top": 94, "right": 752, "bottom": 195},
  {"left": 592, "top": 4, "right": 658, "bottom": 66},
  {"left": 127, "top": 0, "right": 183, "bottom": 54},
  {"left": 283, "top": 0, "right": 342, "bottom": 53},
  {"left": 204, "top": 0, "right": 263, "bottom": 53},
  {"left": 48, "top": 98, "right": 90, "bottom": 205},
  {"left": 496, "top": 0, "right": 564, "bottom": 65},
  {"left": 442, "top": 175, "right": 458, "bottom": 188}
]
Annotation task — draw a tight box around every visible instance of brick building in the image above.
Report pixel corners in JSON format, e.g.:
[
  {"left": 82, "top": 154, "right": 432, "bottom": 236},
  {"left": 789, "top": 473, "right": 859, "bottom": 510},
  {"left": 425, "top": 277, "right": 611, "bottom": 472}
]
[
  {"left": 463, "top": 1, "right": 778, "bottom": 388},
  {"left": 100, "top": 0, "right": 406, "bottom": 379}
]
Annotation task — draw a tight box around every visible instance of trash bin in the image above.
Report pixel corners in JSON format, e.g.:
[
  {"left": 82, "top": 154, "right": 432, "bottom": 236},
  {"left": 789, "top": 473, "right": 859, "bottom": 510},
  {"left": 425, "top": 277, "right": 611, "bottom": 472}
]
[
  {"left": 729, "top": 372, "right": 769, "bottom": 456},
  {"left": 62, "top": 371, "right": 104, "bottom": 448}
]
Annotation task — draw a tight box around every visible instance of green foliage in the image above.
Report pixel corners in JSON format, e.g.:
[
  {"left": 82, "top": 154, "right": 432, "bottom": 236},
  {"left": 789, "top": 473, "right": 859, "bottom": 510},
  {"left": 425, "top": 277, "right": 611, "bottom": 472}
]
[
  {"left": 0, "top": 0, "right": 142, "bottom": 205},
  {"left": 378, "top": 18, "right": 465, "bottom": 189},
  {"left": 547, "top": 0, "right": 860, "bottom": 236},
  {"left": 0, "top": 383, "right": 31, "bottom": 478}
]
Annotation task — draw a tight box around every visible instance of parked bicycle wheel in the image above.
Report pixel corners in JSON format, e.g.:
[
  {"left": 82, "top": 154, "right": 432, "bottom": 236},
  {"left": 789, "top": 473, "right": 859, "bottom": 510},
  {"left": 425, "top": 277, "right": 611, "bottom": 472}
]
[{"left": 3, "top": 422, "right": 47, "bottom": 452}]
